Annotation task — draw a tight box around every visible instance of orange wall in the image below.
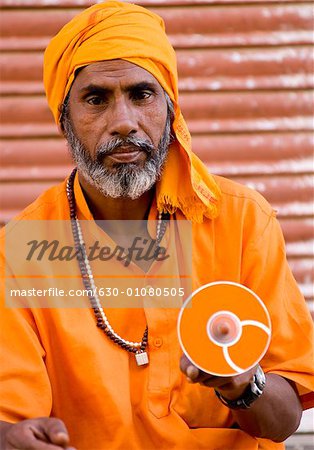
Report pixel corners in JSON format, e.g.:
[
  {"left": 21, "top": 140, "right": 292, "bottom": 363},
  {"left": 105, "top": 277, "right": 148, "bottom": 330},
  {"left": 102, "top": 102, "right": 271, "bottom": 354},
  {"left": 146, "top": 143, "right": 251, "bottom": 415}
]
[{"left": 0, "top": 0, "right": 313, "bottom": 309}]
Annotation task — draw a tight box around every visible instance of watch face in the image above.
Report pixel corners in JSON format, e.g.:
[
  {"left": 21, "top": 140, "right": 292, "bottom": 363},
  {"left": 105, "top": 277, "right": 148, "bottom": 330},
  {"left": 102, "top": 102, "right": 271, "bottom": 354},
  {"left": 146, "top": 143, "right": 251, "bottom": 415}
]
[
  {"left": 256, "top": 365, "right": 266, "bottom": 385},
  {"left": 215, "top": 365, "right": 266, "bottom": 410},
  {"left": 251, "top": 365, "right": 266, "bottom": 395}
]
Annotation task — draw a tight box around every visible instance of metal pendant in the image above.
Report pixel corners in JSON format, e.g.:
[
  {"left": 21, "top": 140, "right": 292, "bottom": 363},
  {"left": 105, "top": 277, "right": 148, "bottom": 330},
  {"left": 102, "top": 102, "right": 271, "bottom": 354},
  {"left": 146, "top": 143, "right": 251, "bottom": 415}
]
[{"left": 135, "top": 351, "right": 149, "bottom": 366}]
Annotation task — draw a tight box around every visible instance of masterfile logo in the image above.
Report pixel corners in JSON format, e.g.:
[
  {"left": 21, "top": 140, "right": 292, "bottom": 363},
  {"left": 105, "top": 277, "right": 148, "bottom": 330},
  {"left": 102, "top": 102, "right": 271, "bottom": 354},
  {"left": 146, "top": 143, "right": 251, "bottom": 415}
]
[{"left": 3, "top": 219, "right": 192, "bottom": 309}]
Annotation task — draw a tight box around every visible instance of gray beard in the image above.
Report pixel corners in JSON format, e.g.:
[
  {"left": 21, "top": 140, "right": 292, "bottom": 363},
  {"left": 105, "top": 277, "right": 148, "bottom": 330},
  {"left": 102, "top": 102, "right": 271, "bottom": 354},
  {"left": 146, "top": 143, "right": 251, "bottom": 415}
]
[{"left": 63, "top": 115, "right": 171, "bottom": 200}]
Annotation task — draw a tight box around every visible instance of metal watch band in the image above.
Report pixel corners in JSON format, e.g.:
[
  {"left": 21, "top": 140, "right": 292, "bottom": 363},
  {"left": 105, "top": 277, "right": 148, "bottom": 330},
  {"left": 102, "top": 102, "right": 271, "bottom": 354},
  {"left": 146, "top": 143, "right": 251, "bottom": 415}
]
[{"left": 215, "top": 365, "right": 266, "bottom": 410}]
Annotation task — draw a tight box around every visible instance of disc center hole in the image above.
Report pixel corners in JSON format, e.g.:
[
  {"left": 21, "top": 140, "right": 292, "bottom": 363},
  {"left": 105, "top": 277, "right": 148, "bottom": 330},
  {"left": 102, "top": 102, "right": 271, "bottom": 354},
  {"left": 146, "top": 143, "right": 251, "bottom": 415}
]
[{"left": 207, "top": 311, "right": 242, "bottom": 346}]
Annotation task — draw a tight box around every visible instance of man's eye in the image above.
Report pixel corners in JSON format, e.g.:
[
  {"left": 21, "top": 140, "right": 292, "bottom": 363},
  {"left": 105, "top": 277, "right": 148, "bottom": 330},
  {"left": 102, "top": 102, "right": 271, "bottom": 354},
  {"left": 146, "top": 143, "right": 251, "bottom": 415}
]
[
  {"left": 86, "top": 96, "right": 106, "bottom": 105},
  {"left": 132, "top": 91, "right": 153, "bottom": 101}
]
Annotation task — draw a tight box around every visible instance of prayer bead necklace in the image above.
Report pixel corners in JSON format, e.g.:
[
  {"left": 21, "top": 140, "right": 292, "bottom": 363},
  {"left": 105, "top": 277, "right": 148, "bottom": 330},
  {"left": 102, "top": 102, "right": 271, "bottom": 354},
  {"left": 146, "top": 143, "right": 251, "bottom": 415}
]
[{"left": 66, "top": 168, "right": 169, "bottom": 366}]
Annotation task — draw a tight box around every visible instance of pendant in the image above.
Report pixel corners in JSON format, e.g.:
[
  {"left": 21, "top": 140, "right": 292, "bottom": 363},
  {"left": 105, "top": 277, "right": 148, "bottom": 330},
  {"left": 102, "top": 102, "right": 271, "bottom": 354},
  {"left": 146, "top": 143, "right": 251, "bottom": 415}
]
[{"left": 135, "top": 351, "right": 149, "bottom": 366}]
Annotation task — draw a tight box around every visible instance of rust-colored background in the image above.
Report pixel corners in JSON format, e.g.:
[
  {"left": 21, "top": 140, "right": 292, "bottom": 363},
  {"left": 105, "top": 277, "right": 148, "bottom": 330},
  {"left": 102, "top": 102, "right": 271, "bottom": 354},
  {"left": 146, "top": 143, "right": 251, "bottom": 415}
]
[
  {"left": 0, "top": 0, "right": 313, "bottom": 441},
  {"left": 0, "top": 0, "right": 313, "bottom": 311}
]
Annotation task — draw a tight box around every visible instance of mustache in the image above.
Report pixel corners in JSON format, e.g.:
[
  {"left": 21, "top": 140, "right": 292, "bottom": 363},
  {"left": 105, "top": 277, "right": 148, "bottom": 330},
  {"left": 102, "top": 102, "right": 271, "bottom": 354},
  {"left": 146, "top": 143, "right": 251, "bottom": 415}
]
[{"left": 96, "top": 136, "right": 155, "bottom": 162}]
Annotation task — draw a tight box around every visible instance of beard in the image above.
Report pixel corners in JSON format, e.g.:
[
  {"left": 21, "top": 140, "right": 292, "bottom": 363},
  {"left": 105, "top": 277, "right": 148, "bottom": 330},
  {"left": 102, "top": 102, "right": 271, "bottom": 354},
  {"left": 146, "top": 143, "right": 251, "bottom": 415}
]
[{"left": 63, "top": 113, "right": 172, "bottom": 200}]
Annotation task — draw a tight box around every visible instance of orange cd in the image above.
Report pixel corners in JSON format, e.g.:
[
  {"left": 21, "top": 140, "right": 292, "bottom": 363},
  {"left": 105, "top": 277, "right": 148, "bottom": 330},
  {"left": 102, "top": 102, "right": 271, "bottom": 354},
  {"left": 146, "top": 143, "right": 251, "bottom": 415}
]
[{"left": 177, "top": 282, "right": 271, "bottom": 376}]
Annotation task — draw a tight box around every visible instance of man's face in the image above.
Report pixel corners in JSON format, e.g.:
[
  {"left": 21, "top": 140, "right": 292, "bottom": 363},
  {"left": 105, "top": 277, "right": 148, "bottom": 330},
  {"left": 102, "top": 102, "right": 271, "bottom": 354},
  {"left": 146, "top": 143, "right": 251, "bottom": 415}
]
[{"left": 63, "top": 60, "right": 172, "bottom": 199}]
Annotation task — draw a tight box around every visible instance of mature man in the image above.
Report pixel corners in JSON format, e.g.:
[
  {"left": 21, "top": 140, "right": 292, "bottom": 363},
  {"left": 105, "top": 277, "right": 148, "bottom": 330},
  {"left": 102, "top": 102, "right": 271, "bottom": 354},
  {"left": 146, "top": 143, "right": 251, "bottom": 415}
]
[{"left": 0, "top": 2, "right": 313, "bottom": 449}]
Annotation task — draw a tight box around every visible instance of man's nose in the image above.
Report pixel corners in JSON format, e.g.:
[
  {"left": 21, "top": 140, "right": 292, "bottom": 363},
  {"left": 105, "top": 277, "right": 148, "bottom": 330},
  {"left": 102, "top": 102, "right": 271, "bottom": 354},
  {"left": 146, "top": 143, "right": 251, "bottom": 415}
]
[{"left": 107, "top": 98, "right": 138, "bottom": 137}]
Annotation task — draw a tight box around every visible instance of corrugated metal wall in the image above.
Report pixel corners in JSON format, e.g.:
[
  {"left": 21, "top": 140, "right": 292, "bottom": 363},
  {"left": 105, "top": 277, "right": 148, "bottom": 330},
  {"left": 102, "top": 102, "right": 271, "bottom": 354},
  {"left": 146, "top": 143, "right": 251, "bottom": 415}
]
[
  {"left": 0, "top": 0, "right": 313, "bottom": 313},
  {"left": 0, "top": 0, "right": 313, "bottom": 443}
]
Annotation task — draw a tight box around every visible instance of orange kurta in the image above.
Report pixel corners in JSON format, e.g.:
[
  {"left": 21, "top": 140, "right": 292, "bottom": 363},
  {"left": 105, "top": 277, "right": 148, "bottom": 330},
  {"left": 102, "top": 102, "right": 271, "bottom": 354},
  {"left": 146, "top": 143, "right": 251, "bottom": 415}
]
[{"left": 1, "top": 173, "right": 313, "bottom": 450}]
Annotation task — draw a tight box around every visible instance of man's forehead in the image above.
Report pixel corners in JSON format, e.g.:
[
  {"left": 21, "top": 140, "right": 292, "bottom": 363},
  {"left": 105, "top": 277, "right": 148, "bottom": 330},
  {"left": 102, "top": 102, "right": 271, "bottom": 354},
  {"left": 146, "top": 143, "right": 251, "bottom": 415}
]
[{"left": 73, "top": 59, "right": 162, "bottom": 89}]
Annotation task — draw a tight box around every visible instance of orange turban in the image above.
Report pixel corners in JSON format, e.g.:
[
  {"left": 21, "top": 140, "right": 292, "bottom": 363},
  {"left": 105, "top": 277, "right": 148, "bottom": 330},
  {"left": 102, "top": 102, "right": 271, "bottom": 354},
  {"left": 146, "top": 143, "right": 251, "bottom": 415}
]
[{"left": 44, "top": 1, "right": 221, "bottom": 222}]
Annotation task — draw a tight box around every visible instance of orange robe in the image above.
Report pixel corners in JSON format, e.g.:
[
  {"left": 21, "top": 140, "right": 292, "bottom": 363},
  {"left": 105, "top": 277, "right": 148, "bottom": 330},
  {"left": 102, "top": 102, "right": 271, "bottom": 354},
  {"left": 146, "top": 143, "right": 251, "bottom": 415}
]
[{"left": 1, "top": 173, "right": 313, "bottom": 450}]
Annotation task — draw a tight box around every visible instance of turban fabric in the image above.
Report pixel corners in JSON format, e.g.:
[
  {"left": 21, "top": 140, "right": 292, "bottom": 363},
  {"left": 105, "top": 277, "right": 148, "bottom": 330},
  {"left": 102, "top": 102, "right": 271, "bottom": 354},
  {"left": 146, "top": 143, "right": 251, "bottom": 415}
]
[{"left": 44, "top": 1, "right": 221, "bottom": 222}]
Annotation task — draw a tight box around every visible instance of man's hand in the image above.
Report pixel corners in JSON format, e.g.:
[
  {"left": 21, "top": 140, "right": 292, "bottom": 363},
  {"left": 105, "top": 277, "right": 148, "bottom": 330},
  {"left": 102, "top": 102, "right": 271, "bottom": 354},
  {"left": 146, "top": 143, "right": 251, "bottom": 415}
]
[
  {"left": 179, "top": 354, "right": 302, "bottom": 442},
  {"left": 180, "top": 353, "right": 256, "bottom": 399},
  {"left": 0, "top": 418, "right": 76, "bottom": 450}
]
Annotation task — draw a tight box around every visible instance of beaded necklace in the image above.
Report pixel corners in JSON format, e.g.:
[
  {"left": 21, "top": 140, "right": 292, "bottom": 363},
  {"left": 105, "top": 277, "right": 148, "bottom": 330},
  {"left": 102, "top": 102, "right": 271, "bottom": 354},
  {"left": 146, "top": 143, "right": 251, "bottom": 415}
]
[{"left": 66, "top": 168, "right": 170, "bottom": 366}]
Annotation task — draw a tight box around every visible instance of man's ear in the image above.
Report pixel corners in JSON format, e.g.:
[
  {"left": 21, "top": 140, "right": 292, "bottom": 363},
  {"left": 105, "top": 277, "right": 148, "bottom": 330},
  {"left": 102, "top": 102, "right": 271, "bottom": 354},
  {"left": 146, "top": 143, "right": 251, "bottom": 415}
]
[
  {"left": 58, "top": 103, "right": 66, "bottom": 136},
  {"left": 57, "top": 112, "right": 66, "bottom": 137},
  {"left": 59, "top": 122, "right": 66, "bottom": 137},
  {"left": 58, "top": 92, "right": 71, "bottom": 137}
]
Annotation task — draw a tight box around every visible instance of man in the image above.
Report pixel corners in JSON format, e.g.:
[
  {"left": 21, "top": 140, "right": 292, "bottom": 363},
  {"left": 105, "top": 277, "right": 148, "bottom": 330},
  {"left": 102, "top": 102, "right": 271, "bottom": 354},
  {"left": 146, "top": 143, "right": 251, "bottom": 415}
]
[{"left": 0, "top": 2, "right": 313, "bottom": 449}]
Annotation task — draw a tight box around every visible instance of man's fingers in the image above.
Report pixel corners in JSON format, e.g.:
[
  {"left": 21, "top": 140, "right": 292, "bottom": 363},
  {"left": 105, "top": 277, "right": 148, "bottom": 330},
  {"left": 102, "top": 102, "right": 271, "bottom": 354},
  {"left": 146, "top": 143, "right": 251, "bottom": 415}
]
[
  {"left": 180, "top": 354, "right": 236, "bottom": 386},
  {"left": 29, "top": 425, "right": 50, "bottom": 442},
  {"left": 180, "top": 354, "right": 198, "bottom": 380},
  {"left": 186, "top": 365, "right": 199, "bottom": 381},
  {"left": 5, "top": 418, "right": 73, "bottom": 450},
  {"left": 7, "top": 425, "right": 63, "bottom": 450},
  {"left": 180, "top": 354, "right": 210, "bottom": 382},
  {"left": 41, "top": 418, "right": 70, "bottom": 446},
  {"left": 180, "top": 355, "right": 259, "bottom": 399},
  {"left": 180, "top": 354, "right": 200, "bottom": 378},
  {"left": 200, "top": 377, "right": 232, "bottom": 388}
]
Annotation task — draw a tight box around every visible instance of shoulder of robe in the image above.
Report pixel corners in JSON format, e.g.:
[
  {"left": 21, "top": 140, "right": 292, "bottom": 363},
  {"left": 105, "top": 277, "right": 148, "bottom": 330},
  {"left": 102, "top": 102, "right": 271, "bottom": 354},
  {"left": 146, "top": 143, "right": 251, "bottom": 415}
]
[
  {"left": 4, "top": 180, "right": 68, "bottom": 226},
  {"left": 212, "top": 174, "right": 275, "bottom": 219}
]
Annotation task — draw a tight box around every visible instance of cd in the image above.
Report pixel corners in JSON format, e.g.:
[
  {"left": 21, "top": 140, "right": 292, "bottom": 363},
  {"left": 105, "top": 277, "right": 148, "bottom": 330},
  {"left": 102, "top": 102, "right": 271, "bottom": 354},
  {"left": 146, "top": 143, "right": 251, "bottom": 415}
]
[{"left": 177, "top": 281, "right": 271, "bottom": 376}]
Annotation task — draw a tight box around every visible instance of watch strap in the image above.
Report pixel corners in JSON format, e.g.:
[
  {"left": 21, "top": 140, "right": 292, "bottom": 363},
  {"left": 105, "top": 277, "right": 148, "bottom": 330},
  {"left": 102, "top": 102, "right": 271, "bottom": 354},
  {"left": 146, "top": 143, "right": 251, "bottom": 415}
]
[{"left": 215, "top": 365, "right": 266, "bottom": 410}]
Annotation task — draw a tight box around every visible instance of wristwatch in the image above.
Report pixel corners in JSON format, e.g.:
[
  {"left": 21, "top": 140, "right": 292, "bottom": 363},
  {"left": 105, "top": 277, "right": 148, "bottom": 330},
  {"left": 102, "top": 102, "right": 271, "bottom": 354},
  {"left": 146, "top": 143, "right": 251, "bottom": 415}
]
[{"left": 215, "top": 365, "right": 266, "bottom": 410}]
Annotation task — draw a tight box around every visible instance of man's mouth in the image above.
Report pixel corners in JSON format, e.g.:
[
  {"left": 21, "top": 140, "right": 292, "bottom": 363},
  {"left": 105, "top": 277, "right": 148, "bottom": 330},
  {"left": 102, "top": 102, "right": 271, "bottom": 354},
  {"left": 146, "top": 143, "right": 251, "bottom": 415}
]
[{"left": 106, "top": 146, "right": 144, "bottom": 163}]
